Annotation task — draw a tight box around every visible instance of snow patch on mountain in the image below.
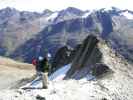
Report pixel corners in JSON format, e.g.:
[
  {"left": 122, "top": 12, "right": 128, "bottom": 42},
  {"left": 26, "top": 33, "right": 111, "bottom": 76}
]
[
  {"left": 21, "top": 64, "right": 71, "bottom": 89},
  {"left": 49, "top": 64, "right": 71, "bottom": 81},
  {"left": 82, "top": 11, "right": 91, "bottom": 18},
  {"left": 104, "top": 7, "right": 121, "bottom": 12},
  {"left": 120, "top": 11, "right": 133, "bottom": 19},
  {"left": 46, "top": 12, "right": 58, "bottom": 21},
  {"left": 21, "top": 63, "right": 95, "bottom": 90}
]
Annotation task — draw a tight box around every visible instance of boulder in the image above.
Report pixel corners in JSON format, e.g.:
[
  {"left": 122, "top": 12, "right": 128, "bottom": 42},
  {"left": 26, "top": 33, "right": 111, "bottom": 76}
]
[{"left": 91, "top": 63, "right": 110, "bottom": 77}]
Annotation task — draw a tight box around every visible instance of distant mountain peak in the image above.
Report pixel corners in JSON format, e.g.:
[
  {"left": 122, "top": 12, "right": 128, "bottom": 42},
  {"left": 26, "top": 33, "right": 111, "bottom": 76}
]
[
  {"left": 66, "top": 7, "right": 82, "bottom": 11},
  {"left": 56, "top": 7, "right": 84, "bottom": 16},
  {"left": 0, "top": 7, "right": 17, "bottom": 11},
  {"left": 43, "top": 9, "right": 53, "bottom": 15},
  {"left": 111, "top": 7, "right": 121, "bottom": 11},
  {"left": 64, "top": 7, "right": 83, "bottom": 15},
  {"left": 120, "top": 10, "right": 133, "bottom": 19},
  {"left": 0, "top": 7, "right": 19, "bottom": 15}
]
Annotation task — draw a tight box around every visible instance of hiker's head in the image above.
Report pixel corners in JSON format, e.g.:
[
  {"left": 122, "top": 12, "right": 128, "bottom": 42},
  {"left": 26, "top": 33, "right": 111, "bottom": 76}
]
[
  {"left": 38, "top": 56, "right": 43, "bottom": 61},
  {"left": 43, "top": 57, "right": 48, "bottom": 62}
]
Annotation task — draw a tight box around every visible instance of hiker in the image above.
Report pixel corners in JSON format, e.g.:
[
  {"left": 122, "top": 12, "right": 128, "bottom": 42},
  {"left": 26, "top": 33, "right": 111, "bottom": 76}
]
[
  {"left": 35, "top": 56, "right": 50, "bottom": 89},
  {"left": 41, "top": 57, "right": 50, "bottom": 89}
]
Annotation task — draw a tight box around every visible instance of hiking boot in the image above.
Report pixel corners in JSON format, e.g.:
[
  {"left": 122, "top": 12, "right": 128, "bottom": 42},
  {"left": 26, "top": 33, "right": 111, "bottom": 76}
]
[{"left": 42, "top": 86, "right": 48, "bottom": 89}]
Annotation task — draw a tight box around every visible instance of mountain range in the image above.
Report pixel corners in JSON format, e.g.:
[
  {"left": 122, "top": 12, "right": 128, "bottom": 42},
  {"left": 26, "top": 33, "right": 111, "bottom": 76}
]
[
  {"left": 0, "top": 7, "right": 133, "bottom": 99},
  {"left": 0, "top": 7, "right": 133, "bottom": 63}
]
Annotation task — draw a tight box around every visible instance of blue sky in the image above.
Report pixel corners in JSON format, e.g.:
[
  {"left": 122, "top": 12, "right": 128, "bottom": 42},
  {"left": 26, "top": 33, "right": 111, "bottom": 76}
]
[{"left": 0, "top": 0, "right": 131, "bottom": 12}]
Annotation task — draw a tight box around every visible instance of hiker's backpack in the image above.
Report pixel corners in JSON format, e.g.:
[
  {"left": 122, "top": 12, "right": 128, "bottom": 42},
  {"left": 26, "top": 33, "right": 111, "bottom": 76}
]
[{"left": 32, "top": 59, "right": 37, "bottom": 66}]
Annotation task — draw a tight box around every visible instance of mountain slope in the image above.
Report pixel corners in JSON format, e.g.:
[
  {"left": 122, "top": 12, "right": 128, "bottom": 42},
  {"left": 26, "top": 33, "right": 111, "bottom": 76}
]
[
  {"left": 0, "top": 57, "right": 35, "bottom": 89},
  {"left": 0, "top": 7, "right": 133, "bottom": 64},
  {"left": 10, "top": 10, "right": 113, "bottom": 62},
  {"left": 0, "top": 7, "right": 53, "bottom": 56},
  {"left": 0, "top": 35, "right": 133, "bottom": 100}
]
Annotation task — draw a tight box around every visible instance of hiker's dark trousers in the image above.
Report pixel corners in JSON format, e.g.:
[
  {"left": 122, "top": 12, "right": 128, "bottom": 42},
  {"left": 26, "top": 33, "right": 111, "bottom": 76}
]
[{"left": 36, "top": 71, "right": 49, "bottom": 88}]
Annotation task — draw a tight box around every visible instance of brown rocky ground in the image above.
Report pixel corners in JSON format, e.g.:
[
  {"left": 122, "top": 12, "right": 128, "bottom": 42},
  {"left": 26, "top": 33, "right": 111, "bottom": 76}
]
[{"left": 0, "top": 57, "right": 35, "bottom": 90}]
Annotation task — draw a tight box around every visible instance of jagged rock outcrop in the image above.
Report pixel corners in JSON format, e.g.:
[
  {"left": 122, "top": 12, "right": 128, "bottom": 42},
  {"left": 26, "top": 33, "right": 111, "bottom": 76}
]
[
  {"left": 63, "top": 34, "right": 133, "bottom": 100},
  {"left": 66, "top": 35, "right": 103, "bottom": 78},
  {"left": 50, "top": 44, "right": 82, "bottom": 73},
  {"left": 51, "top": 46, "right": 73, "bottom": 73},
  {"left": 65, "top": 34, "right": 133, "bottom": 79}
]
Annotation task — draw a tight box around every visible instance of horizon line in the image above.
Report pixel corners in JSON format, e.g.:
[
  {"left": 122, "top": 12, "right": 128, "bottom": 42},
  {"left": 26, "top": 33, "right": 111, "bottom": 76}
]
[{"left": 0, "top": 6, "right": 131, "bottom": 13}]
